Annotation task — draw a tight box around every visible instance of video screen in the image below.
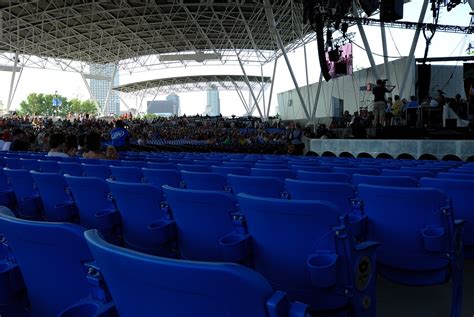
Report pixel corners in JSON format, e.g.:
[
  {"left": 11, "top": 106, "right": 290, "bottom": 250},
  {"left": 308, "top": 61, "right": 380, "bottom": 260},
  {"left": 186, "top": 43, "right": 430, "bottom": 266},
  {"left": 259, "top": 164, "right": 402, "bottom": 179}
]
[{"left": 326, "top": 43, "right": 353, "bottom": 79}]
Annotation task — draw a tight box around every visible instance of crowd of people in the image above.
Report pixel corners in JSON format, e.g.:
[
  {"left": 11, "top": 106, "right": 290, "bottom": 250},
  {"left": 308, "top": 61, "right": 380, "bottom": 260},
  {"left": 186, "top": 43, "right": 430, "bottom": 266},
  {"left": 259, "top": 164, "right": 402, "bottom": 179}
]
[{"left": 0, "top": 114, "right": 307, "bottom": 156}]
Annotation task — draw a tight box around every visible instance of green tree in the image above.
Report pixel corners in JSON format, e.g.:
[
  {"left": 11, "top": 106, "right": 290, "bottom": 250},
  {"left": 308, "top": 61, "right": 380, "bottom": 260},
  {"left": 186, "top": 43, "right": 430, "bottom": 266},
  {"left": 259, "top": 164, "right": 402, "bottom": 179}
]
[{"left": 19, "top": 93, "right": 97, "bottom": 117}]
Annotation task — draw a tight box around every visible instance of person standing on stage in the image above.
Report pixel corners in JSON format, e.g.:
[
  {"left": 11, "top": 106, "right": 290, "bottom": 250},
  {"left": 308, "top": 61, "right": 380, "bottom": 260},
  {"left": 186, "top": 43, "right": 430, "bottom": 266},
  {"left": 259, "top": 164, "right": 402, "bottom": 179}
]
[{"left": 372, "top": 79, "right": 395, "bottom": 128}]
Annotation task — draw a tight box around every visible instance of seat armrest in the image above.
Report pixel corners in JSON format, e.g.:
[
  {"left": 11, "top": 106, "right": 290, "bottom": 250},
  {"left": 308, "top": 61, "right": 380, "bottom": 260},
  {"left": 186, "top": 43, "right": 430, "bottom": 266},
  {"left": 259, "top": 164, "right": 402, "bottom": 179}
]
[
  {"left": 147, "top": 219, "right": 177, "bottom": 245},
  {"left": 94, "top": 209, "right": 121, "bottom": 228},
  {"left": 267, "top": 291, "right": 309, "bottom": 317}
]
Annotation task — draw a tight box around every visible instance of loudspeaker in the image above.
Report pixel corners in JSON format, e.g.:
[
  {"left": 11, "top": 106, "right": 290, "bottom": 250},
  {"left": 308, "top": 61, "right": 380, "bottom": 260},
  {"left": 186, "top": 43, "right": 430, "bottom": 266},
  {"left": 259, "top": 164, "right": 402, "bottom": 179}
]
[
  {"left": 417, "top": 64, "right": 431, "bottom": 104},
  {"left": 335, "top": 62, "right": 348, "bottom": 75},
  {"left": 328, "top": 50, "right": 340, "bottom": 62},
  {"left": 359, "top": 0, "right": 379, "bottom": 16},
  {"left": 380, "top": 0, "right": 404, "bottom": 22}
]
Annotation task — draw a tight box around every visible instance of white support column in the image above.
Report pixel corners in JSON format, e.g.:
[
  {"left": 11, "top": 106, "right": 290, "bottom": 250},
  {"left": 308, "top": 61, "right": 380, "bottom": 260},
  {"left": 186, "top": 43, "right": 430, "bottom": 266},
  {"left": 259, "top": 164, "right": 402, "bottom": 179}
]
[
  {"left": 260, "top": 65, "right": 267, "bottom": 120},
  {"left": 6, "top": 51, "right": 19, "bottom": 112},
  {"left": 103, "top": 64, "right": 118, "bottom": 115},
  {"left": 303, "top": 44, "right": 312, "bottom": 110},
  {"left": 264, "top": 0, "right": 311, "bottom": 120},
  {"left": 231, "top": 81, "right": 251, "bottom": 115},
  {"left": 266, "top": 59, "right": 278, "bottom": 118},
  {"left": 11, "top": 67, "right": 23, "bottom": 111},
  {"left": 380, "top": 22, "right": 391, "bottom": 91},
  {"left": 399, "top": 0, "right": 430, "bottom": 98},
  {"left": 237, "top": 54, "right": 265, "bottom": 119},
  {"left": 117, "top": 93, "right": 132, "bottom": 112},
  {"left": 80, "top": 73, "right": 101, "bottom": 114},
  {"left": 311, "top": 72, "right": 324, "bottom": 122}
]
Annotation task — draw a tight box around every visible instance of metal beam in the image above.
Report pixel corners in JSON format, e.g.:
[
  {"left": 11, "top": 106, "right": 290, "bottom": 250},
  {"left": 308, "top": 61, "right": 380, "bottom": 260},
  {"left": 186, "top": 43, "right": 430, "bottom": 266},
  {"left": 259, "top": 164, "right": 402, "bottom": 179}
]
[
  {"left": 380, "top": 22, "right": 391, "bottom": 92},
  {"left": 6, "top": 51, "right": 19, "bottom": 112},
  {"left": 264, "top": 0, "right": 311, "bottom": 121},
  {"left": 353, "top": 5, "right": 380, "bottom": 81},
  {"left": 266, "top": 58, "right": 278, "bottom": 118},
  {"left": 311, "top": 72, "right": 324, "bottom": 122},
  {"left": 80, "top": 73, "right": 101, "bottom": 112},
  {"left": 237, "top": 53, "right": 265, "bottom": 119},
  {"left": 399, "top": 0, "right": 430, "bottom": 98}
]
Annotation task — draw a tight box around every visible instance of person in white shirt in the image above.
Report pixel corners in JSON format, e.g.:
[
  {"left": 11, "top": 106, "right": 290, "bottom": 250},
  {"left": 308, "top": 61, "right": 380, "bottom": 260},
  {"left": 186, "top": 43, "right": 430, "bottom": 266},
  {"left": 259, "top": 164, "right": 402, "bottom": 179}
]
[{"left": 47, "top": 133, "right": 69, "bottom": 158}]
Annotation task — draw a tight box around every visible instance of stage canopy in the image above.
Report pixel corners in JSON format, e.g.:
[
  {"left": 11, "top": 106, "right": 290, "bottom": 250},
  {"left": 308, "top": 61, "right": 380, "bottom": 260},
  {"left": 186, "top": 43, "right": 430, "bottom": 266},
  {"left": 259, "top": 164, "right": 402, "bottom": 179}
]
[{"left": 114, "top": 74, "right": 271, "bottom": 95}]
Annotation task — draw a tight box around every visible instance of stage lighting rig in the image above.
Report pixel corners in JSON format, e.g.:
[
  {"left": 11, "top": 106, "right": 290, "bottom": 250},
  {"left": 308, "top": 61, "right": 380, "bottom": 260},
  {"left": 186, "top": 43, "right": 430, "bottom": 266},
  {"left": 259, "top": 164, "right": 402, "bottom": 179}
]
[
  {"left": 303, "top": 0, "right": 352, "bottom": 82},
  {"left": 447, "top": 0, "right": 462, "bottom": 11}
]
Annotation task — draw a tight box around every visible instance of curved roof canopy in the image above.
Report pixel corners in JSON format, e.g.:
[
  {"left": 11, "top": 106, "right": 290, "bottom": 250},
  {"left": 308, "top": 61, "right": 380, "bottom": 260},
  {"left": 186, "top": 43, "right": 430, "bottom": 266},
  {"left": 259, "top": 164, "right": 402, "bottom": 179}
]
[
  {"left": 0, "top": 0, "right": 307, "bottom": 66},
  {"left": 114, "top": 74, "right": 271, "bottom": 95}
]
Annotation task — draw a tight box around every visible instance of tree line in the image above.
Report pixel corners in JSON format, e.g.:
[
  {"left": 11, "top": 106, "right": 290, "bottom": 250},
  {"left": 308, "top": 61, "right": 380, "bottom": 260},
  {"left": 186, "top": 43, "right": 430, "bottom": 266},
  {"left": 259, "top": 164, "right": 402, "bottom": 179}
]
[{"left": 18, "top": 93, "right": 98, "bottom": 117}]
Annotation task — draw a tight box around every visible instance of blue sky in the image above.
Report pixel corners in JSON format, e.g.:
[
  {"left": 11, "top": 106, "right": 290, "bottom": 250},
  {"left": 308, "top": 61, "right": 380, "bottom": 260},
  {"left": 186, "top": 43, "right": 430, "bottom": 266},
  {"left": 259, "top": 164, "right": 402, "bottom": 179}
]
[{"left": 0, "top": 0, "right": 472, "bottom": 117}]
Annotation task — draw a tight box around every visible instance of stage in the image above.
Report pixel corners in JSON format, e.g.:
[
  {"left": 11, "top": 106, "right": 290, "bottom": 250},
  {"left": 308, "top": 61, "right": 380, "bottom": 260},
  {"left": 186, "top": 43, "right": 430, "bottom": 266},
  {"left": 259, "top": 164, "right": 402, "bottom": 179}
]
[{"left": 306, "top": 127, "right": 474, "bottom": 161}]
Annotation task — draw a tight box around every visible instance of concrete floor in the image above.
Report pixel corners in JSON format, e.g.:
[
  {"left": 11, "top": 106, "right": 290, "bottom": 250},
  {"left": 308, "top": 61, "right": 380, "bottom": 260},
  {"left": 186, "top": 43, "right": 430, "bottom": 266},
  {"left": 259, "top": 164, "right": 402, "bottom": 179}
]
[{"left": 377, "top": 260, "right": 474, "bottom": 317}]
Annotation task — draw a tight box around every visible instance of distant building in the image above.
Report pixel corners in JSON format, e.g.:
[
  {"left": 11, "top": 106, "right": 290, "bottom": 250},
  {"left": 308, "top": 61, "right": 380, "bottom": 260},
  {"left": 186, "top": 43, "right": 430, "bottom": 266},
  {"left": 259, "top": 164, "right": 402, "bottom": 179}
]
[
  {"left": 204, "top": 85, "right": 220, "bottom": 116},
  {"left": 89, "top": 64, "right": 120, "bottom": 115},
  {"left": 147, "top": 94, "right": 180, "bottom": 116}
]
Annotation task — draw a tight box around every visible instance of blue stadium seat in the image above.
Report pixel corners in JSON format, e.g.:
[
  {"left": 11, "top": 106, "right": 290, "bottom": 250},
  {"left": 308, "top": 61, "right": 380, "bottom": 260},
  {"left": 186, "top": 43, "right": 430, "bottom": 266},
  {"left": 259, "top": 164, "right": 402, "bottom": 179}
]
[
  {"left": 181, "top": 171, "right": 228, "bottom": 191},
  {"left": 0, "top": 208, "right": 113, "bottom": 317},
  {"left": 227, "top": 174, "right": 285, "bottom": 198},
  {"left": 147, "top": 162, "right": 177, "bottom": 170},
  {"left": 0, "top": 169, "right": 16, "bottom": 210},
  {"left": 236, "top": 194, "right": 378, "bottom": 314},
  {"left": 250, "top": 168, "right": 295, "bottom": 179},
  {"left": 358, "top": 184, "right": 464, "bottom": 317},
  {"left": 222, "top": 161, "right": 254, "bottom": 169},
  {"left": 58, "top": 162, "right": 83, "bottom": 176},
  {"left": 107, "top": 180, "right": 174, "bottom": 255},
  {"left": 352, "top": 174, "right": 418, "bottom": 187},
  {"left": 4, "top": 168, "right": 43, "bottom": 220},
  {"left": 177, "top": 164, "right": 211, "bottom": 172},
  {"left": 79, "top": 158, "right": 101, "bottom": 165},
  {"left": 85, "top": 229, "right": 308, "bottom": 317},
  {"left": 30, "top": 171, "right": 78, "bottom": 222},
  {"left": 381, "top": 169, "right": 435, "bottom": 180},
  {"left": 81, "top": 163, "right": 112, "bottom": 179},
  {"left": 142, "top": 168, "right": 182, "bottom": 188},
  {"left": 289, "top": 165, "right": 332, "bottom": 173},
  {"left": 211, "top": 166, "right": 250, "bottom": 176},
  {"left": 437, "top": 172, "right": 474, "bottom": 180},
  {"left": 38, "top": 160, "right": 61, "bottom": 173},
  {"left": 296, "top": 171, "right": 351, "bottom": 183},
  {"left": 162, "top": 186, "right": 238, "bottom": 261},
  {"left": 110, "top": 166, "right": 144, "bottom": 183},
  {"left": 420, "top": 177, "right": 474, "bottom": 258},
  {"left": 333, "top": 167, "right": 379, "bottom": 178},
  {"left": 4, "top": 157, "right": 22, "bottom": 169},
  {"left": 120, "top": 160, "right": 147, "bottom": 168},
  {"left": 98, "top": 159, "right": 122, "bottom": 167},
  {"left": 64, "top": 175, "right": 121, "bottom": 242},
  {"left": 19, "top": 159, "right": 41, "bottom": 172}
]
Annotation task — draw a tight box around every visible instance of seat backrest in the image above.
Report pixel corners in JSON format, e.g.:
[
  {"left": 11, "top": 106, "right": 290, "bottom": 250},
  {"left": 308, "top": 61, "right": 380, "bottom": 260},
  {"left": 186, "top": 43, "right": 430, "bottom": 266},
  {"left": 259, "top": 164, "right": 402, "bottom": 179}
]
[
  {"left": 437, "top": 172, "right": 474, "bottom": 180},
  {"left": 58, "top": 162, "right": 83, "bottom": 176},
  {"left": 211, "top": 166, "right": 250, "bottom": 176},
  {"left": 227, "top": 174, "right": 284, "bottom": 198},
  {"left": 285, "top": 179, "right": 355, "bottom": 213},
  {"left": 30, "top": 171, "right": 77, "bottom": 222},
  {"left": 64, "top": 175, "right": 117, "bottom": 229},
  {"left": 81, "top": 164, "right": 112, "bottom": 179},
  {"left": 289, "top": 165, "right": 332, "bottom": 173},
  {"left": 357, "top": 184, "right": 449, "bottom": 270},
  {"left": 142, "top": 168, "right": 182, "bottom": 188},
  {"left": 420, "top": 177, "right": 474, "bottom": 246},
  {"left": 20, "top": 158, "right": 41, "bottom": 171},
  {"left": 333, "top": 167, "right": 379, "bottom": 177},
  {"left": 162, "top": 186, "right": 237, "bottom": 261},
  {"left": 110, "top": 166, "right": 143, "bottom": 183},
  {"left": 177, "top": 164, "right": 211, "bottom": 172},
  {"left": 296, "top": 171, "right": 351, "bottom": 183},
  {"left": 107, "top": 180, "right": 165, "bottom": 253},
  {"left": 236, "top": 194, "right": 341, "bottom": 307},
  {"left": 352, "top": 174, "right": 418, "bottom": 187},
  {"left": 381, "top": 169, "right": 434, "bottom": 180},
  {"left": 4, "top": 157, "right": 22, "bottom": 169},
  {"left": 4, "top": 167, "right": 40, "bottom": 203},
  {"left": 147, "top": 162, "right": 177, "bottom": 170},
  {"left": 120, "top": 160, "right": 147, "bottom": 168},
  {"left": 181, "top": 171, "right": 228, "bottom": 191},
  {"left": 250, "top": 168, "right": 295, "bottom": 179},
  {"left": 85, "top": 229, "right": 274, "bottom": 317},
  {"left": 38, "top": 160, "right": 61, "bottom": 173},
  {"left": 222, "top": 161, "right": 254, "bottom": 169},
  {"left": 0, "top": 208, "right": 93, "bottom": 317}
]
